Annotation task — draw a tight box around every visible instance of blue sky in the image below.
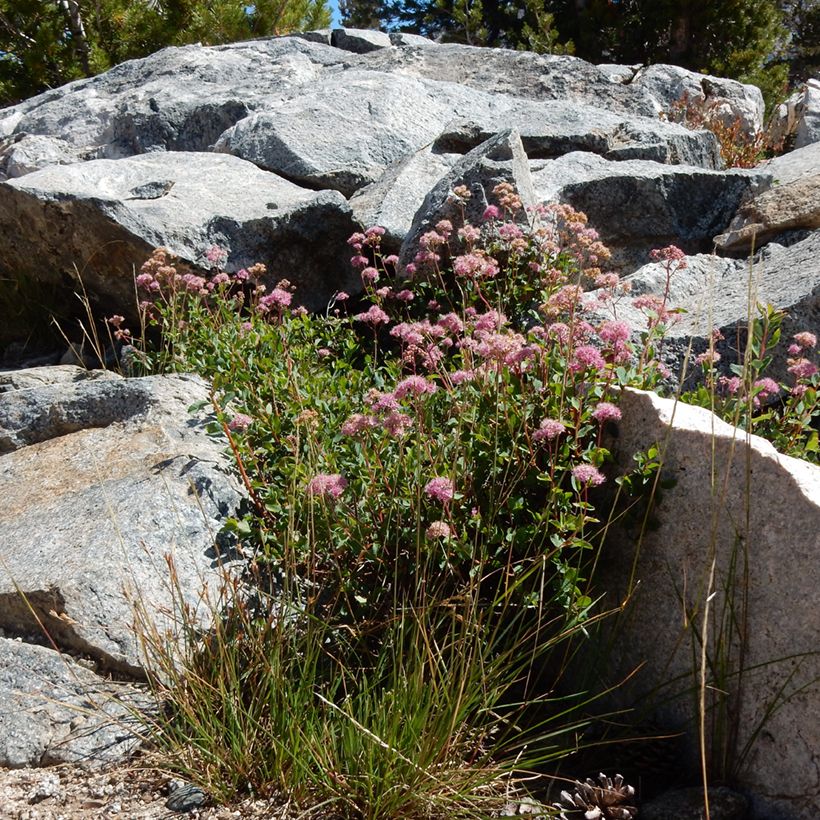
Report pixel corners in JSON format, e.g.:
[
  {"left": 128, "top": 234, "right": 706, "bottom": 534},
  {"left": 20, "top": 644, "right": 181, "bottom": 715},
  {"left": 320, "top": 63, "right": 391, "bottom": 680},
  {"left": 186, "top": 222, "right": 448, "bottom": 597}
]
[{"left": 328, "top": 0, "right": 342, "bottom": 26}]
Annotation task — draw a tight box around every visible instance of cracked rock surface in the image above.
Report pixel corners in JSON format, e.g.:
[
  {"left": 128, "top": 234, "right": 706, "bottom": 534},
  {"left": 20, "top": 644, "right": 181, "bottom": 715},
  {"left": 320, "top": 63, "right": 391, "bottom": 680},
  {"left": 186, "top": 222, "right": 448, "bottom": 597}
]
[{"left": 0, "top": 368, "right": 245, "bottom": 767}]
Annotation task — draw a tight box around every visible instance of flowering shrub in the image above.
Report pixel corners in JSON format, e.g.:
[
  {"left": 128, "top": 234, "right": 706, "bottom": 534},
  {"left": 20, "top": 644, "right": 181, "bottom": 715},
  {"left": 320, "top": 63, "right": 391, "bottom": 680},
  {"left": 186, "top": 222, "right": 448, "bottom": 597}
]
[
  {"left": 123, "top": 181, "right": 819, "bottom": 813},
  {"left": 684, "top": 304, "right": 819, "bottom": 461},
  {"left": 662, "top": 91, "right": 784, "bottom": 168}
]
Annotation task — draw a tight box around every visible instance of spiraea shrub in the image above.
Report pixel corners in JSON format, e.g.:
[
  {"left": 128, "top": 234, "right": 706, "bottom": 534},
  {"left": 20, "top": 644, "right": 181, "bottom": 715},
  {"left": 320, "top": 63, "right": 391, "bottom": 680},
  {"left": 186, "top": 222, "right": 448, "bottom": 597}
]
[{"left": 120, "top": 182, "right": 817, "bottom": 816}]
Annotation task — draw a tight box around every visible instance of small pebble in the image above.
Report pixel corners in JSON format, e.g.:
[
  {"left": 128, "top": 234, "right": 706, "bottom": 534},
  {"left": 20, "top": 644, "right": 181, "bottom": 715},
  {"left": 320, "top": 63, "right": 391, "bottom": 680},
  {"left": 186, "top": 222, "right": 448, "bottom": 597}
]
[
  {"left": 166, "top": 782, "right": 208, "bottom": 813},
  {"left": 28, "top": 772, "right": 62, "bottom": 804}
]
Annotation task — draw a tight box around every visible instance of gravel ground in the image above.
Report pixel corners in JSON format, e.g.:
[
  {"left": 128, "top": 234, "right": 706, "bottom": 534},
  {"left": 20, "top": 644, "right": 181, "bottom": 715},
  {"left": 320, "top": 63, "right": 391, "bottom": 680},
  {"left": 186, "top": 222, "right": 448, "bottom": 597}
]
[{"left": 0, "top": 759, "right": 292, "bottom": 819}]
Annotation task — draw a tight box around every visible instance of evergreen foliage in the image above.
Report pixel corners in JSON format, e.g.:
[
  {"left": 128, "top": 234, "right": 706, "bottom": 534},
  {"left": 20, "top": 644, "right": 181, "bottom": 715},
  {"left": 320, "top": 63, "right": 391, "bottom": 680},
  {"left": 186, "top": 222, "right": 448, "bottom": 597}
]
[
  {"left": 0, "top": 0, "right": 332, "bottom": 106},
  {"left": 781, "top": 0, "right": 820, "bottom": 81}
]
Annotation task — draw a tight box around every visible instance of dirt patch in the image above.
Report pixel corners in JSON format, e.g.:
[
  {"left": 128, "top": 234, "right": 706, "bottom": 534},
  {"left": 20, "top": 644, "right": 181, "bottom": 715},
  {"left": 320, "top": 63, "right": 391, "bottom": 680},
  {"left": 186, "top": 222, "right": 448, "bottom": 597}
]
[{"left": 0, "top": 757, "right": 289, "bottom": 819}]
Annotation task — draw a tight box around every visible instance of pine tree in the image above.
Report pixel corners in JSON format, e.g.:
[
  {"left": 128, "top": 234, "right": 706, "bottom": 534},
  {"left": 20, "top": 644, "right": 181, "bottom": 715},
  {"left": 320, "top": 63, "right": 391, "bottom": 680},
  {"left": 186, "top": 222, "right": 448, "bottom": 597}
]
[
  {"left": 0, "top": 0, "right": 332, "bottom": 106},
  {"left": 781, "top": 0, "right": 820, "bottom": 81}
]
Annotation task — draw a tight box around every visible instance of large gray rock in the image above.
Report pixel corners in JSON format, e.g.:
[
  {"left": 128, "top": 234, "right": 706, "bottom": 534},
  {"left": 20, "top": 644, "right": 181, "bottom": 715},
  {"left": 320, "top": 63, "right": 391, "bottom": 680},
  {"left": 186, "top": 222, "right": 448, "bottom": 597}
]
[
  {"left": 767, "top": 78, "right": 820, "bottom": 151},
  {"left": 628, "top": 63, "right": 765, "bottom": 136},
  {"left": 331, "top": 27, "right": 392, "bottom": 53},
  {"left": 357, "top": 43, "right": 759, "bottom": 130},
  {"left": 219, "top": 69, "right": 721, "bottom": 197},
  {"left": 0, "top": 133, "right": 89, "bottom": 178},
  {"left": 532, "top": 151, "right": 768, "bottom": 271},
  {"left": 0, "top": 372, "right": 244, "bottom": 675},
  {"left": 349, "top": 145, "right": 460, "bottom": 249},
  {"left": 715, "top": 142, "right": 820, "bottom": 253},
  {"left": 0, "top": 365, "right": 117, "bottom": 393},
  {"left": 0, "top": 37, "right": 346, "bottom": 178},
  {"left": 0, "top": 638, "right": 145, "bottom": 768},
  {"left": 586, "top": 230, "right": 820, "bottom": 387},
  {"left": 216, "top": 71, "right": 501, "bottom": 196},
  {"left": 434, "top": 100, "right": 720, "bottom": 168},
  {"left": 0, "top": 151, "right": 359, "bottom": 344},
  {"left": 796, "top": 77, "right": 820, "bottom": 149},
  {"left": 598, "top": 388, "right": 820, "bottom": 820},
  {"left": 399, "top": 129, "right": 536, "bottom": 270}
]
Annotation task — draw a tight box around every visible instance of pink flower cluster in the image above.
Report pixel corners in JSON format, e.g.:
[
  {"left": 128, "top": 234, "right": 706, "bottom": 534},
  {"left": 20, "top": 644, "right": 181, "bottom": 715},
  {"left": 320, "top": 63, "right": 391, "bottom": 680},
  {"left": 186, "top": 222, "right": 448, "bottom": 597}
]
[
  {"left": 591, "top": 402, "right": 622, "bottom": 423},
  {"left": 308, "top": 473, "right": 347, "bottom": 500},
  {"left": 533, "top": 418, "right": 566, "bottom": 442},
  {"left": 424, "top": 477, "right": 454, "bottom": 503},
  {"left": 649, "top": 245, "right": 688, "bottom": 268},
  {"left": 425, "top": 520, "right": 451, "bottom": 539},
  {"left": 354, "top": 304, "right": 390, "bottom": 326},
  {"left": 572, "top": 464, "right": 605, "bottom": 487},
  {"left": 452, "top": 252, "right": 499, "bottom": 280},
  {"left": 394, "top": 376, "right": 437, "bottom": 399},
  {"left": 227, "top": 413, "right": 253, "bottom": 432}
]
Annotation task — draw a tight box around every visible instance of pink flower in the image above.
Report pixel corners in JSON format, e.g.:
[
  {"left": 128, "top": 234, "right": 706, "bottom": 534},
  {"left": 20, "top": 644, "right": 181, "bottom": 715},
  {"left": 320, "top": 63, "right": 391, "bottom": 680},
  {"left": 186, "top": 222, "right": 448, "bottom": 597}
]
[
  {"left": 424, "top": 477, "right": 454, "bottom": 503},
  {"left": 793, "top": 332, "right": 817, "bottom": 349},
  {"left": 570, "top": 345, "right": 606, "bottom": 373},
  {"left": 308, "top": 473, "right": 347, "bottom": 500},
  {"left": 181, "top": 273, "right": 207, "bottom": 293},
  {"left": 425, "top": 521, "right": 451, "bottom": 539},
  {"left": 419, "top": 230, "right": 444, "bottom": 250},
  {"left": 437, "top": 313, "right": 464, "bottom": 334},
  {"left": 458, "top": 225, "right": 481, "bottom": 243},
  {"left": 341, "top": 413, "right": 377, "bottom": 437},
  {"left": 205, "top": 245, "right": 228, "bottom": 265},
  {"left": 533, "top": 418, "right": 565, "bottom": 442},
  {"left": 482, "top": 205, "right": 501, "bottom": 221},
  {"left": 107, "top": 315, "right": 125, "bottom": 328},
  {"left": 649, "top": 245, "right": 687, "bottom": 268},
  {"left": 547, "top": 323, "right": 570, "bottom": 344},
  {"left": 594, "top": 272, "right": 620, "bottom": 289},
  {"left": 572, "top": 464, "right": 605, "bottom": 487},
  {"left": 591, "top": 402, "right": 622, "bottom": 423},
  {"left": 135, "top": 272, "right": 155, "bottom": 290},
  {"left": 451, "top": 369, "right": 476, "bottom": 385},
  {"left": 369, "top": 391, "right": 400, "bottom": 413},
  {"left": 788, "top": 358, "right": 819, "bottom": 380},
  {"left": 259, "top": 287, "right": 292, "bottom": 311},
  {"left": 598, "top": 320, "right": 631, "bottom": 345},
  {"left": 354, "top": 305, "right": 390, "bottom": 326},
  {"left": 383, "top": 411, "right": 412, "bottom": 437},
  {"left": 498, "top": 222, "right": 524, "bottom": 240},
  {"left": 453, "top": 253, "right": 498, "bottom": 279},
  {"left": 228, "top": 413, "right": 253, "bottom": 432},
  {"left": 395, "top": 289, "right": 415, "bottom": 302},
  {"left": 361, "top": 267, "right": 380, "bottom": 284},
  {"left": 695, "top": 350, "right": 721, "bottom": 366},
  {"left": 753, "top": 378, "right": 780, "bottom": 399},
  {"left": 632, "top": 294, "right": 673, "bottom": 323},
  {"left": 473, "top": 310, "right": 506, "bottom": 332},
  {"left": 351, "top": 254, "right": 369, "bottom": 269},
  {"left": 719, "top": 375, "right": 743, "bottom": 396},
  {"left": 211, "top": 272, "right": 230, "bottom": 286},
  {"left": 334, "top": 291, "right": 349, "bottom": 302},
  {"left": 435, "top": 219, "right": 453, "bottom": 237},
  {"left": 394, "top": 376, "right": 437, "bottom": 399}
]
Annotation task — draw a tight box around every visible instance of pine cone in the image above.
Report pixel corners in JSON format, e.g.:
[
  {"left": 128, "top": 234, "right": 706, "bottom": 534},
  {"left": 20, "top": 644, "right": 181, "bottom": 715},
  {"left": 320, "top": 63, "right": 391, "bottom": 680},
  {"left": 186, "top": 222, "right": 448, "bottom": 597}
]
[{"left": 555, "top": 773, "right": 637, "bottom": 820}]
